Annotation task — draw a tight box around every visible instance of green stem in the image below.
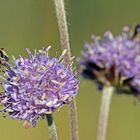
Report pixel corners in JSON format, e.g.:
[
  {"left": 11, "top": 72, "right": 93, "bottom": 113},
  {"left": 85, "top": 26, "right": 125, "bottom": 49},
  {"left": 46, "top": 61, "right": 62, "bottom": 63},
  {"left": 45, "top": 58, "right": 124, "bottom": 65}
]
[
  {"left": 53, "top": 0, "right": 79, "bottom": 140},
  {"left": 46, "top": 114, "right": 58, "bottom": 140},
  {"left": 97, "top": 86, "right": 114, "bottom": 140}
]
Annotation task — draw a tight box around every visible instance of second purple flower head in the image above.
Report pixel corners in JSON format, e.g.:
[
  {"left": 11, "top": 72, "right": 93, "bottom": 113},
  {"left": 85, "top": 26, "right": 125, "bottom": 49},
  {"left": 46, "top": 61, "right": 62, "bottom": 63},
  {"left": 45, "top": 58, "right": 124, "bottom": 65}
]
[{"left": 79, "top": 25, "right": 140, "bottom": 98}]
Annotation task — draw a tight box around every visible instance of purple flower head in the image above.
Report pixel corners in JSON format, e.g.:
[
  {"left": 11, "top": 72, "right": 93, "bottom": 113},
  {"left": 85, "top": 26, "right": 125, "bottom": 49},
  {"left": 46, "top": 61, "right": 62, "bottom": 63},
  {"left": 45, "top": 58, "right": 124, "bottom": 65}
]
[
  {"left": 79, "top": 25, "right": 140, "bottom": 98},
  {"left": 0, "top": 47, "right": 78, "bottom": 127}
]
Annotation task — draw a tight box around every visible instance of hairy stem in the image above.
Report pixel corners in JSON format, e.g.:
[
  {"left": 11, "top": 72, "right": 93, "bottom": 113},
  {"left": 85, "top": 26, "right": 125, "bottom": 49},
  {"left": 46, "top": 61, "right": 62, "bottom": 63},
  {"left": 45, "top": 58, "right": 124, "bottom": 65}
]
[
  {"left": 46, "top": 114, "right": 58, "bottom": 140},
  {"left": 53, "top": 0, "right": 79, "bottom": 140},
  {"left": 69, "top": 97, "right": 78, "bottom": 140},
  {"left": 97, "top": 86, "right": 114, "bottom": 140},
  {"left": 53, "top": 0, "right": 71, "bottom": 63}
]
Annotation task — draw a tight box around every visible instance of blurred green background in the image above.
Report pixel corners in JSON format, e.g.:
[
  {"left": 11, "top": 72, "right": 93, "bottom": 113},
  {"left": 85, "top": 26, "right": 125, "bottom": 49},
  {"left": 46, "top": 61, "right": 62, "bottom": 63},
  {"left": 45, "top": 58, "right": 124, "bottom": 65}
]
[{"left": 0, "top": 0, "right": 140, "bottom": 140}]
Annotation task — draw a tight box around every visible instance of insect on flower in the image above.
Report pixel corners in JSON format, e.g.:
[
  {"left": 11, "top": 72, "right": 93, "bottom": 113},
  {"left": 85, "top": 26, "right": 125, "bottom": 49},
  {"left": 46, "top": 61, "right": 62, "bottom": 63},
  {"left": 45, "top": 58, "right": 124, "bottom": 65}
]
[
  {"left": 0, "top": 48, "right": 9, "bottom": 72},
  {"left": 0, "top": 47, "right": 79, "bottom": 127}
]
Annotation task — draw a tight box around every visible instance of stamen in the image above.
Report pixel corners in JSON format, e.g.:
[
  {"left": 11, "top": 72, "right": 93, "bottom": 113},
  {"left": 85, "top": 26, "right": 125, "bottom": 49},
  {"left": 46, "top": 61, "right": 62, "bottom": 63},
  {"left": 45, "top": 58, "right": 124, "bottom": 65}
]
[
  {"left": 0, "top": 75, "right": 7, "bottom": 80},
  {"left": 23, "top": 121, "right": 31, "bottom": 129},
  {"left": 59, "top": 49, "right": 67, "bottom": 61},
  {"left": 46, "top": 46, "right": 52, "bottom": 57},
  {"left": 51, "top": 80, "right": 63, "bottom": 86}
]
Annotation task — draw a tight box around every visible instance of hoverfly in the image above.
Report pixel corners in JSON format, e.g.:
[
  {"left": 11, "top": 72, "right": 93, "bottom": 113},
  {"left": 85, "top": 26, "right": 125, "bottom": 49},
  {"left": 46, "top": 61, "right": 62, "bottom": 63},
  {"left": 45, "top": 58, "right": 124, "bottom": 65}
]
[
  {"left": 0, "top": 48, "right": 10, "bottom": 72},
  {"left": 132, "top": 24, "right": 140, "bottom": 38},
  {"left": 126, "top": 24, "right": 140, "bottom": 40}
]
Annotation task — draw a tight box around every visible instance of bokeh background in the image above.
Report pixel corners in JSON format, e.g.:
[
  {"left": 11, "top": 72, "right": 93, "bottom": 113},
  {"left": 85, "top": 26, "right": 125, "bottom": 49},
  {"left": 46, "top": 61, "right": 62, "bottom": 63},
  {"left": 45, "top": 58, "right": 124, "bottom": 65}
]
[{"left": 0, "top": 0, "right": 140, "bottom": 140}]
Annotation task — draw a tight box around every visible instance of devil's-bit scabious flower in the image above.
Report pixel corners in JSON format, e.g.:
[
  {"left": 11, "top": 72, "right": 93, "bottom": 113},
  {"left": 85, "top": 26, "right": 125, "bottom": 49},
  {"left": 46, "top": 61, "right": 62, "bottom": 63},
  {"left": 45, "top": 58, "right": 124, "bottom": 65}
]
[
  {"left": 79, "top": 25, "right": 140, "bottom": 98},
  {"left": 0, "top": 47, "right": 78, "bottom": 127}
]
